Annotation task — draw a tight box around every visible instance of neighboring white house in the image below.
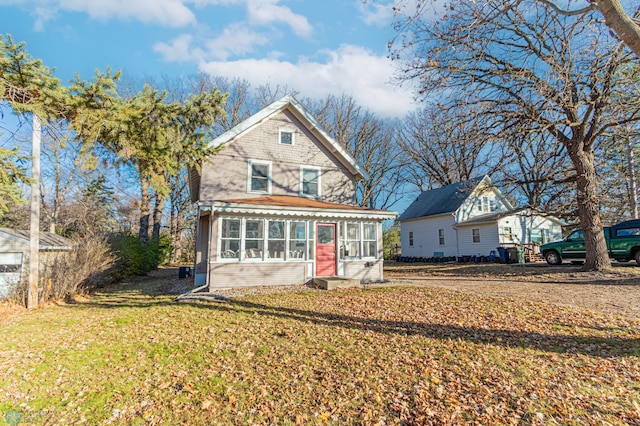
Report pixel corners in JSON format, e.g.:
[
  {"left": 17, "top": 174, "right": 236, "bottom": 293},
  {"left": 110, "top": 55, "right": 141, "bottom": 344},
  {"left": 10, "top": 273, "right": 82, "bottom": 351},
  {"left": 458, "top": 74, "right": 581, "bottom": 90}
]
[
  {"left": 398, "top": 176, "right": 563, "bottom": 258},
  {"left": 0, "top": 228, "right": 75, "bottom": 298}
]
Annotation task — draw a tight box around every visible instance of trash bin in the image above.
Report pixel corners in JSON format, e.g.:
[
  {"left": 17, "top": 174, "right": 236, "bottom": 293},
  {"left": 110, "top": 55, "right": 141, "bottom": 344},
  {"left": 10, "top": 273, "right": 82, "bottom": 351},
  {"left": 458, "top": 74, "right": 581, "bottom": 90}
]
[
  {"left": 178, "top": 266, "right": 191, "bottom": 279},
  {"left": 507, "top": 247, "right": 517, "bottom": 264},
  {"left": 496, "top": 247, "right": 508, "bottom": 263},
  {"left": 516, "top": 246, "right": 525, "bottom": 264},
  {"left": 489, "top": 250, "right": 496, "bottom": 262}
]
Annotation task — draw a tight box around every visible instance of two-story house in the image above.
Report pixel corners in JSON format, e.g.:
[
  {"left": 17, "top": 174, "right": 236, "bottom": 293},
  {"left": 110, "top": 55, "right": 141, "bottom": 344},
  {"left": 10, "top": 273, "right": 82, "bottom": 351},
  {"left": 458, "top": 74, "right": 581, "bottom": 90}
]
[
  {"left": 189, "top": 95, "right": 396, "bottom": 289},
  {"left": 399, "top": 176, "right": 563, "bottom": 258}
]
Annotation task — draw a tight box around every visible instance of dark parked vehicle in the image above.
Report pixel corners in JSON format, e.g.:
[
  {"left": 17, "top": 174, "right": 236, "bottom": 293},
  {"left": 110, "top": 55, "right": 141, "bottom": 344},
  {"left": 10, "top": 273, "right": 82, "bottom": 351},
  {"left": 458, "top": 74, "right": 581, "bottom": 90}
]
[{"left": 540, "top": 219, "right": 640, "bottom": 265}]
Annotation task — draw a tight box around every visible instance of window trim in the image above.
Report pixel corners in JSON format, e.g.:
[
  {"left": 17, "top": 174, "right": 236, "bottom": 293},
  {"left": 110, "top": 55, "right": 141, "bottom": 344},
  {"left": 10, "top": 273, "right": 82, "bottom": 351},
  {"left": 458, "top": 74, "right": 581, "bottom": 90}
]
[
  {"left": 247, "top": 159, "right": 272, "bottom": 194},
  {"left": 362, "top": 223, "right": 377, "bottom": 259},
  {"left": 409, "top": 231, "right": 414, "bottom": 247},
  {"left": 300, "top": 165, "right": 321, "bottom": 198},
  {"left": 279, "top": 128, "right": 295, "bottom": 145},
  {"left": 438, "top": 228, "right": 445, "bottom": 246},
  {"left": 472, "top": 228, "right": 481, "bottom": 243}
]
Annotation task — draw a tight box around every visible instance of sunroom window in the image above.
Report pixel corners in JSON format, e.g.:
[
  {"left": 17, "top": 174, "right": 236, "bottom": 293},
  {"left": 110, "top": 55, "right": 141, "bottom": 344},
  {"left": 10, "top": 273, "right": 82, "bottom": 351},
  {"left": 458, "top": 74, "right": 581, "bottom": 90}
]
[
  {"left": 245, "top": 220, "right": 264, "bottom": 258},
  {"left": 363, "top": 223, "right": 376, "bottom": 258},
  {"left": 220, "top": 219, "right": 240, "bottom": 258},
  {"left": 289, "top": 221, "right": 307, "bottom": 259},
  {"left": 345, "top": 223, "right": 360, "bottom": 257},
  {"left": 268, "top": 220, "right": 285, "bottom": 260}
]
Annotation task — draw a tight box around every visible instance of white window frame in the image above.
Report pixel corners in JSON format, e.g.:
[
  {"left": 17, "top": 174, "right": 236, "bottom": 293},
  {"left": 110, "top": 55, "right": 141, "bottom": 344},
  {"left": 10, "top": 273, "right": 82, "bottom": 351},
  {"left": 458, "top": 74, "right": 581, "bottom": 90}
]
[
  {"left": 362, "top": 223, "right": 377, "bottom": 259},
  {"left": 247, "top": 159, "right": 272, "bottom": 194},
  {"left": 300, "top": 165, "right": 321, "bottom": 198},
  {"left": 472, "top": 228, "right": 481, "bottom": 243},
  {"left": 438, "top": 229, "right": 445, "bottom": 246},
  {"left": 409, "top": 231, "right": 414, "bottom": 247},
  {"left": 217, "top": 217, "right": 311, "bottom": 263},
  {"left": 279, "top": 128, "right": 295, "bottom": 145}
]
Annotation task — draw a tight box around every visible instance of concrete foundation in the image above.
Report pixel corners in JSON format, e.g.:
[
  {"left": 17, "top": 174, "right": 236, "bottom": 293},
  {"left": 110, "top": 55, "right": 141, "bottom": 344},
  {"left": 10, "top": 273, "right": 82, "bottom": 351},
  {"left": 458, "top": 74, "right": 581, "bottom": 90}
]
[{"left": 313, "top": 277, "right": 362, "bottom": 290}]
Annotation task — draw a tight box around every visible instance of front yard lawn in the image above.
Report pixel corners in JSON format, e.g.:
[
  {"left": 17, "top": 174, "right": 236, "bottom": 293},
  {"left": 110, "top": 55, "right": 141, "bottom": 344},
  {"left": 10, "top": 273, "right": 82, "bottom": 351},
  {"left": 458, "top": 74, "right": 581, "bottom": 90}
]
[{"left": 1, "top": 271, "right": 639, "bottom": 424}]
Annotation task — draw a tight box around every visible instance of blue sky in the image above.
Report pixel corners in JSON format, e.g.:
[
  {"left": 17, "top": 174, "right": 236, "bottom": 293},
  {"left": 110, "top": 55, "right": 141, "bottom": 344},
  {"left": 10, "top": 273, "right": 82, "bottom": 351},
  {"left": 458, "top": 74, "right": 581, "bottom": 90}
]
[{"left": 0, "top": 0, "right": 420, "bottom": 119}]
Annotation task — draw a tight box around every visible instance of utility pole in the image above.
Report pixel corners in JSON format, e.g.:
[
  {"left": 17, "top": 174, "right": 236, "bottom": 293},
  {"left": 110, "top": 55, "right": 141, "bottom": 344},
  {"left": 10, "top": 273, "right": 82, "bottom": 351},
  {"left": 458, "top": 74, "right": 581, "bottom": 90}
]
[{"left": 27, "top": 113, "right": 41, "bottom": 309}]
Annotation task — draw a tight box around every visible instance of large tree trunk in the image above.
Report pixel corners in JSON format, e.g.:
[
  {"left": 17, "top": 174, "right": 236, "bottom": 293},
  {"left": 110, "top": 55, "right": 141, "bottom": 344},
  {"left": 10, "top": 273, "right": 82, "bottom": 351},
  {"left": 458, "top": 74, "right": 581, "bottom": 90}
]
[
  {"left": 625, "top": 135, "right": 638, "bottom": 218},
  {"left": 569, "top": 147, "right": 611, "bottom": 271},
  {"left": 139, "top": 176, "right": 151, "bottom": 245},
  {"left": 152, "top": 193, "right": 165, "bottom": 242},
  {"left": 596, "top": 0, "right": 640, "bottom": 59}
]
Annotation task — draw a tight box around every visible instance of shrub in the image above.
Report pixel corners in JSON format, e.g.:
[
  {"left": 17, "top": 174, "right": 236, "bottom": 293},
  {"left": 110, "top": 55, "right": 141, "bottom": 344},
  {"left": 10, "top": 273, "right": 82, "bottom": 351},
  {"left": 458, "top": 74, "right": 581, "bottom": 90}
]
[{"left": 6, "top": 236, "right": 116, "bottom": 306}]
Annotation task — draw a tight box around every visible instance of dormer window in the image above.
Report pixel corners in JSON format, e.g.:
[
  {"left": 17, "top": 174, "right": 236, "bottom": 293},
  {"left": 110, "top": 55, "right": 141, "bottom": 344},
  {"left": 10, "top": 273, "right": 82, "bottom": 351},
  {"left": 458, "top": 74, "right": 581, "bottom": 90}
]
[{"left": 279, "top": 129, "right": 294, "bottom": 145}]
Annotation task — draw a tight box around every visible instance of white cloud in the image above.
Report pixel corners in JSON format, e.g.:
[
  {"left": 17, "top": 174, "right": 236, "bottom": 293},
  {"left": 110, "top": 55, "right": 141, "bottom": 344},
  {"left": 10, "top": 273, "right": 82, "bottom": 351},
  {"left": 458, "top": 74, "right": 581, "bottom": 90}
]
[
  {"left": 204, "top": 23, "right": 270, "bottom": 60},
  {"left": 3, "top": 0, "right": 197, "bottom": 28},
  {"left": 32, "top": 6, "right": 56, "bottom": 31},
  {"left": 359, "top": 1, "right": 396, "bottom": 27},
  {"left": 247, "top": 0, "right": 312, "bottom": 38},
  {"left": 198, "top": 44, "right": 416, "bottom": 119},
  {"left": 153, "top": 34, "right": 201, "bottom": 62}
]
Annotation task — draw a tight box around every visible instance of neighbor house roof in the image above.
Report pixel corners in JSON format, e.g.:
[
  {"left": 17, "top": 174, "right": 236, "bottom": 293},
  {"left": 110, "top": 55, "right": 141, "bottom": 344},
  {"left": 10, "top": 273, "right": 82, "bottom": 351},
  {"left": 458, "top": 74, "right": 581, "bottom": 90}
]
[
  {"left": 0, "top": 228, "right": 75, "bottom": 251},
  {"left": 198, "top": 195, "right": 397, "bottom": 220},
  {"left": 208, "top": 94, "right": 367, "bottom": 180},
  {"left": 399, "top": 177, "right": 485, "bottom": 221}
]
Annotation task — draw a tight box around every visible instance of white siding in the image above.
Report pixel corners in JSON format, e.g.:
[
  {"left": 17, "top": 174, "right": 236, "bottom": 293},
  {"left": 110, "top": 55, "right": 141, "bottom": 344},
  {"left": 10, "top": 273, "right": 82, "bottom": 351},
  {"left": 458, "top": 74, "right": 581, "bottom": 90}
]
[
  {"left": 497, "top": 215, "right": 563, "bottom": 245},
  {"left": 400, "top": 214, "right": 458, "bottom": 257},
  {"left": 456, "top": 187, "right": 511, "bottom": 222},
  {"left": 456, "top": 223, "right": 500, "bottom": 256}
]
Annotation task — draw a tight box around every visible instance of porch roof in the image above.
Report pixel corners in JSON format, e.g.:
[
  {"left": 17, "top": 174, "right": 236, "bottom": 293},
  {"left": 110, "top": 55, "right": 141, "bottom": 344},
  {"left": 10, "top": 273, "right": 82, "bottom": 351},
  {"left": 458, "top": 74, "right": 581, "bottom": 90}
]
[{"left": 198, "top": 195, "right": 397, "bottom": 221}]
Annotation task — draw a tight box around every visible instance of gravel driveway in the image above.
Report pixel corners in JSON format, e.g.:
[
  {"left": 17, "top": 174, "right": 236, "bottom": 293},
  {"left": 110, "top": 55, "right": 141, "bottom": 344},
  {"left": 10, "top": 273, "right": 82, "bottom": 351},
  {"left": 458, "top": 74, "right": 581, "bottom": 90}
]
[{"left": 385, "top": 262, "right": 640, "bottom": 319}]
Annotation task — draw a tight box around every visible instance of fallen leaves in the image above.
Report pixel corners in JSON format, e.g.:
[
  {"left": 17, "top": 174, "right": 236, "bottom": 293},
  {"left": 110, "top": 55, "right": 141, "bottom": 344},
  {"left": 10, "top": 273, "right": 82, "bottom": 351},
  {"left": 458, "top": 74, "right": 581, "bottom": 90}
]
[{"left": 0, "top": 274, "right": 639, "bottom": 424}]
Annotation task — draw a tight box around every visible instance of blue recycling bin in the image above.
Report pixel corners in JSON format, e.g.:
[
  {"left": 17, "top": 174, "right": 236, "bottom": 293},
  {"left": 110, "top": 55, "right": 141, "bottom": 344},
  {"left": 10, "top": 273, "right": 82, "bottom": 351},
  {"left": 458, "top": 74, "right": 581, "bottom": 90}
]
[{"left": 496, "top": 247, "right": 509, "bottom": 263}]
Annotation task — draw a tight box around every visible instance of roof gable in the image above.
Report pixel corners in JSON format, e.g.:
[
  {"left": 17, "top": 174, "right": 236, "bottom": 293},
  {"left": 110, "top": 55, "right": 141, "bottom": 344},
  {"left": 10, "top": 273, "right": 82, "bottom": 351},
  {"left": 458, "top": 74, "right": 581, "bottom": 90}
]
[
  {"left": 399, "top": 177, "right": 485, "bottom": 221},
  {"left": 208, "top": 94, "right": 367, "bottom": 180}
]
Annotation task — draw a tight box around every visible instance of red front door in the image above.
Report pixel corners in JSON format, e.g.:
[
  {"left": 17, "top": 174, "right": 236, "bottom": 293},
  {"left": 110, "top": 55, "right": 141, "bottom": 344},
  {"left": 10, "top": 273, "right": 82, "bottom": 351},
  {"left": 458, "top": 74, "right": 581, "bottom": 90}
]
[{"left": 316, "top": 223, "right": 337, "bottom": 276}]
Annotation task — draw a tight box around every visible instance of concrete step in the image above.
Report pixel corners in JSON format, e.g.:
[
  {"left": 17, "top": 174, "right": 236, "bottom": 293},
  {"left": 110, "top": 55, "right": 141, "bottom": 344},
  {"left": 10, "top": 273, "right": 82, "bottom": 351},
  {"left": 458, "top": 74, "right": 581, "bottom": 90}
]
[{"left": 313, "top": 277, "right": 362, "bottom": 290}]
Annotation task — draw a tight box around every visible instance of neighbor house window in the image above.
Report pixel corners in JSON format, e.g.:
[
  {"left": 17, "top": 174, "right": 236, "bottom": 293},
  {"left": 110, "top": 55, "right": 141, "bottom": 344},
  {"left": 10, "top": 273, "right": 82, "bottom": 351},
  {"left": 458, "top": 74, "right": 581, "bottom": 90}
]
[
  {"left": 220, "top": 219, "right": 240, "bottom": 258},
  {"left": 503, "top": 227, "right": 513, "bottom": 241},
  {"left": 289, "top": 221, "right": 307, "bottom": 260},
  {"left": 248, "top": 160, "right": 271, "bottom": 194},
  {"left": 472, "top": 228, "right": 480, "bottom": 243},
  {"left": 363, "top": 223, "right": 376, "bottom": 257},
  {"left": 267, "top": 220, "right": 285, "bottom": 260},
  {"left": 245, "top": 220, "right": 264, "bottom": 258},
  {"left": 409, "top": 231, "right": 414, "bottom": 247},
  {"left": 438, "top": 229, "right": 445, "bottom": 245},
  {"left": 279, "top": 129, "right": 294, "bottom": 145},
  {"left": 300, "top": 166, "right": 320, "bottom": 197}
]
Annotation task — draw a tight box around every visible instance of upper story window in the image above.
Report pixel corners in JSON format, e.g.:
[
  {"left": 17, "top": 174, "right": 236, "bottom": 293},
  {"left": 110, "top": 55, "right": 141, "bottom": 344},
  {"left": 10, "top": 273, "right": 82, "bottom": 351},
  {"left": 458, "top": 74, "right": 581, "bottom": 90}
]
[
  {"left": 476, "top": 195, "right": 496, "bottom": 213},
  {"left": 248, "top": 160, "right": 271, "bottom": 194},
  {"left": 279, "top": 129, "right": 295, "bottom": 145},
  {"left": 300, "top": 166, "right": 320, "bottom": 197}
]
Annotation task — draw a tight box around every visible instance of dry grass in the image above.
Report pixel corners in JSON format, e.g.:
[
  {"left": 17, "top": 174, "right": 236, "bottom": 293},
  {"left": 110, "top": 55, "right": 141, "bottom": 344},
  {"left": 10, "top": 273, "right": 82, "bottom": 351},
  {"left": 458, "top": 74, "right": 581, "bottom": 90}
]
[{"left": 1, "top": 267, "right": 639, "bottom": 424}]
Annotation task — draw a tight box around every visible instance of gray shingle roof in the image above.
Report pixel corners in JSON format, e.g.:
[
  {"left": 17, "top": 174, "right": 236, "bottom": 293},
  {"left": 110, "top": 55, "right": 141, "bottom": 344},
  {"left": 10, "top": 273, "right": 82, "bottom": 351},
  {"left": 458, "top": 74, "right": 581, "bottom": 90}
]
[
  {"left": 399, "top": 177, "right": 484, "bottom": 221},
  {"left": 0, "top": 228, "right": 75, "bottom": 250}
]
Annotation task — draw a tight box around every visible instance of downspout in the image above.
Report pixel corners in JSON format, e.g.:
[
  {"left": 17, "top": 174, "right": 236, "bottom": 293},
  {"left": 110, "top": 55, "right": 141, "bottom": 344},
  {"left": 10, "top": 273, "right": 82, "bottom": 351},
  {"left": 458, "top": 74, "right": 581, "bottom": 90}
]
[{"left": 454, "top": 211, "right": 460, "bottom": 257}]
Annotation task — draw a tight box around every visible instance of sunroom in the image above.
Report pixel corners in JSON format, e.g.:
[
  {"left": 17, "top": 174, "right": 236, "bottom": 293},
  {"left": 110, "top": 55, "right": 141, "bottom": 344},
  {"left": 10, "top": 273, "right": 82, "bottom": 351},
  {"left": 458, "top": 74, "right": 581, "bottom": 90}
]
[{"left": 194, "top": 196, "right": 396, "bottom": 289}]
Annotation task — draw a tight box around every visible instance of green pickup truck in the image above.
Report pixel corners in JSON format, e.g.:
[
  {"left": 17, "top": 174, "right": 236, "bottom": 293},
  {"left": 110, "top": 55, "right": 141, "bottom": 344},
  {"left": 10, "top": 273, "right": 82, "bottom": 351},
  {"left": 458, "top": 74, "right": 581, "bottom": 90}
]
[{"left": 540, "top": 219, "right": 640, "bottom": 265}]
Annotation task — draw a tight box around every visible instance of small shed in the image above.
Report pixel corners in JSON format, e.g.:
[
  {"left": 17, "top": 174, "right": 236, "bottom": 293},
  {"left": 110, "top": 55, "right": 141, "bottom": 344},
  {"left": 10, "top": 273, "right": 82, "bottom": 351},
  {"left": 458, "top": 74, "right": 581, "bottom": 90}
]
[{"left": 0, "top": 228, "right": 75, "bottom": 298}]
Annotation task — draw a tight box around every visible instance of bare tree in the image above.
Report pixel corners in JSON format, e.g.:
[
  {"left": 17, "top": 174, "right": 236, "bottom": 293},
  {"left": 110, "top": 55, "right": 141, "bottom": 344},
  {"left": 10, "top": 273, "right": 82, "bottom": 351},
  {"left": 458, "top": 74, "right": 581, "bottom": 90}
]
[
  {"left": 391, "top": 0, "right": 640, "bottom": 270},
  {"left": 399, "top": 105, "right": 502, "bottom": 191},
  {"left": 308, "top": 94, "right": 407, "bottom": 209},
  {"left": 536, "top": 0, "right": 640, "bottom": 58}
]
